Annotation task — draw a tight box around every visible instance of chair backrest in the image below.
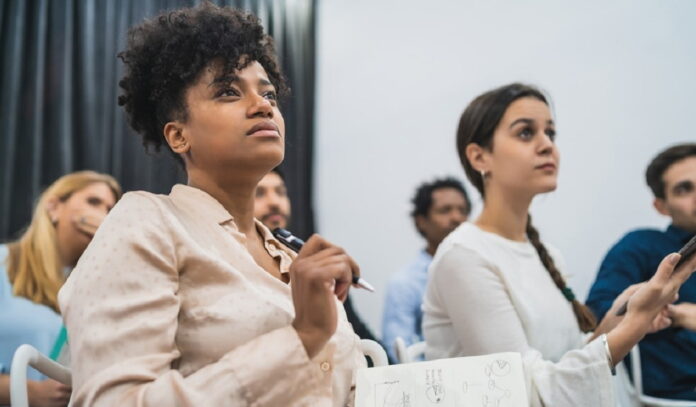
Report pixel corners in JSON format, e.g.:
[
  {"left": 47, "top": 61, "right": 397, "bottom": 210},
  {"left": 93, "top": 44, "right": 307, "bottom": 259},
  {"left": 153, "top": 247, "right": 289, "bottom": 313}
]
[
  {"left": 615, "top": 360, "right": 640, "bottom": 407},
  {"left": 359, "top": 339, "right": 388, "bottom": 367},
  {"left": 628, "top": 345, "right": 695, "bottom": 407},
  {"left": 406, "top": 341, "right": 426, "bottom": 363},
  {"left": 10, "top": 344, "right": 72, "bottom": 407},
  {"left": 393, "top": 337, "right": 426, "bottom": 364},
  {"left": 393, "top": 337, "right": 408, "bottom": 364},
  {"left": 630, "top": 345, "right": 643, "bottom": 396}
]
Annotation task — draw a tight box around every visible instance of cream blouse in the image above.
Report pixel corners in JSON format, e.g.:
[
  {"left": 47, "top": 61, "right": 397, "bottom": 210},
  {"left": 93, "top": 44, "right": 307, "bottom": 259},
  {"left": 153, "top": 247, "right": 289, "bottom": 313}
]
[{"left": 58, "top": 184, "right": 365, "bottom": 406}]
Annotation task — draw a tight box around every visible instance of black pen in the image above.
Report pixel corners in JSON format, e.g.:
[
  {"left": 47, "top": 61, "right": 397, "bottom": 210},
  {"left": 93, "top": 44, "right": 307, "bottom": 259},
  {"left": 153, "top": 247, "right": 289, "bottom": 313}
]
[{"left": 272, "top": 228, "right": 375, "bottom": 292}]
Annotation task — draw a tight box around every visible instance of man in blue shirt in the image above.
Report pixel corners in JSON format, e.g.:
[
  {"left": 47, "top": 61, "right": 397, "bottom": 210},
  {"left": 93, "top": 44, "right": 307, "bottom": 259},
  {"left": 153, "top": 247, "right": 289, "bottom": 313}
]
[
  {"left": 382, "top": 177, "right": 470, "bottom": 361},
  {"left": 587, "top": 143, "right": 696, "bottom": 400}
]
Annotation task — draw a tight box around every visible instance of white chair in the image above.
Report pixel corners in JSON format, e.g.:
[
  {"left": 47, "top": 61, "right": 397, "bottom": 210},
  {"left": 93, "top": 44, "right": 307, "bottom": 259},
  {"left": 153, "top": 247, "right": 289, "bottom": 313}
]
[
  {"left": 359, "top": 339, "right": 388, "bottom": 367},
  {"left": 10, "top": 340, "right": 387, "bottom": 407},
  {"left": 626, "top": 345, "right": 694, "bottom": 407},
  {"left": 615, "top": 360, "right": 641, "bottom": 407},
  {"left": 10, "top": 344, "right": 72, "bottom": 407},
  {"left": 393, "top": 337, "right": 426, "bottom": 364}
]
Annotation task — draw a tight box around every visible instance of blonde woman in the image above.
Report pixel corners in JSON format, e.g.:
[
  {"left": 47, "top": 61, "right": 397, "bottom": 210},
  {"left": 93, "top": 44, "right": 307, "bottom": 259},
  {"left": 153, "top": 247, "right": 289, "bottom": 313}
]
[{"left": 0, "top": 171, "right": 120, "bottom": 407}]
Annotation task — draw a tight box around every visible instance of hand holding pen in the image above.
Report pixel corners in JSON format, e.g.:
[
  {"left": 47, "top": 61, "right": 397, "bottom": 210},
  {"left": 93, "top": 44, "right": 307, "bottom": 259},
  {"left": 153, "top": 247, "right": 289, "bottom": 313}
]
[
  {"left": 286, "top": 233, "right": 360, "bottom": 358},
  {"left": 273, "top": 228, "right": 375, "bottom": 292}
]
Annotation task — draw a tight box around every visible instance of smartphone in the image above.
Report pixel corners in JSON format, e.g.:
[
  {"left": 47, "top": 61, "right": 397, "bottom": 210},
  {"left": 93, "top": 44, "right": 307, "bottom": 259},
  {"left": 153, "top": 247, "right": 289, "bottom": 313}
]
[{"left": 676, "top": 234, "right": 696, "bottom": 269}]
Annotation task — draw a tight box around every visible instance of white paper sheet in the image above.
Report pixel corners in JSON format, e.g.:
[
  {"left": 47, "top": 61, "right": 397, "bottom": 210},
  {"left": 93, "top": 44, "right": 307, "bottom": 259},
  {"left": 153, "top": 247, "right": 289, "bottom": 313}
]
[{"left": 356, "top": 352, "right": 528, "bottom": 407}]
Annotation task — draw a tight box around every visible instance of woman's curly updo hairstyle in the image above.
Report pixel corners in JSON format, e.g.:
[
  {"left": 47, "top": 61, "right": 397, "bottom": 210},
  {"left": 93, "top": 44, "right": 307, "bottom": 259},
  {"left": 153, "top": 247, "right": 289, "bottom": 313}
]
[{"left": 118, "top": 2, "right": 288, "bottom": 158}]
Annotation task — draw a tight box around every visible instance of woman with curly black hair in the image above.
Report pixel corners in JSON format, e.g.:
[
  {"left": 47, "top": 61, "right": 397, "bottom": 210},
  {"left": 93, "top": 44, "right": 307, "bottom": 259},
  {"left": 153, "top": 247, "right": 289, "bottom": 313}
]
[{"left": 58, "top": 3, "right": 365, "bottom": 406}]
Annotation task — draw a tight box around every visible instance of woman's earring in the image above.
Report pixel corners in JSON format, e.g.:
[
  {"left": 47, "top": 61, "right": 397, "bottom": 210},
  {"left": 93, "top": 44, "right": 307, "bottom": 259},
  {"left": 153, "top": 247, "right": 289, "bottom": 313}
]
[{"left": 480, "top": 170, "right": 487, "bottom": 179}]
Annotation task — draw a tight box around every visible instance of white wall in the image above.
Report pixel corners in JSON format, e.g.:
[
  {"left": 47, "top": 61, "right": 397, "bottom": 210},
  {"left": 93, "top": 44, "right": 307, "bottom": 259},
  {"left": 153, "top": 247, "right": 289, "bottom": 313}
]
[{"left": 314, "top": 0, "right": 696, "bottom": 335}]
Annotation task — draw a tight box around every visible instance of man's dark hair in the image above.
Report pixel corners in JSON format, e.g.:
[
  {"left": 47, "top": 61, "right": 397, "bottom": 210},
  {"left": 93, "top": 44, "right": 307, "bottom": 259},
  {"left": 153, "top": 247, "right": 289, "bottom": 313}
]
[
  {"left": 410, "top": 177, "right": 470, "bottom": 220},
  {"left": 646, "top": 143, "right": 696, "bottom": 199},
  {"left": 117, "top": 2, "right": 288, "bottom": 163}
]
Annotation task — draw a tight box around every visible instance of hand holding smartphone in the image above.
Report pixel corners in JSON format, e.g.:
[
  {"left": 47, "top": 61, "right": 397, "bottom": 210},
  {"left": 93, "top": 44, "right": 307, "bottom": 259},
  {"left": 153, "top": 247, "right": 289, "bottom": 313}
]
[{"left": 616, "top": 234, "right": 696, "bottom": 316}]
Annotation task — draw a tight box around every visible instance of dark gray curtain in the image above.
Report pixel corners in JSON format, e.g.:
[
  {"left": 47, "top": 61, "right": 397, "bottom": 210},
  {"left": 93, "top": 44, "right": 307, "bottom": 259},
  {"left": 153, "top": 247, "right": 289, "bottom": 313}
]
[{"left": 0, "top": 0, "right": 316, "bottom": 240}]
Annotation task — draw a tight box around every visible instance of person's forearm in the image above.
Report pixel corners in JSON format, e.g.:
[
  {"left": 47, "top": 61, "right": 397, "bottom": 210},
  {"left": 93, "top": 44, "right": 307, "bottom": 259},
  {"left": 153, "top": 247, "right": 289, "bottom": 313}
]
[
  {"left": 588, "top": 320, "right": 610, "bottom": 342},
  {"left": 606, "top": 314, "right": 650, "bottom": 365},
  {"left": 588, "top": 305, "right": 624, "bottom": 342},
  {"left": 0, "top": 374, "right": 10, "bottom": 404}
]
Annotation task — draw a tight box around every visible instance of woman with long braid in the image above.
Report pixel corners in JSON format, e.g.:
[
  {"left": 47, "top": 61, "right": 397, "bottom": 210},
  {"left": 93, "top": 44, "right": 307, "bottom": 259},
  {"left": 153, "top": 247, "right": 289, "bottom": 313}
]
[{"left": 422, "top": 83, "right": 696, "bottom": 406}]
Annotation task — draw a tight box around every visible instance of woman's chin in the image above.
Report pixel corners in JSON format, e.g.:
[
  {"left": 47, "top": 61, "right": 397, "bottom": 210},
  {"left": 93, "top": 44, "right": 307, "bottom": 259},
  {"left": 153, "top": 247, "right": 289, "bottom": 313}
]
[
  {"left": 261, "top": 148, "right": 284, "bottom": 167},
  {"left": 243, "top": 149, "right": 284, "bottom": 172},
  {"left": 538, "top": 182, "right": 558, "bottom": 194}
]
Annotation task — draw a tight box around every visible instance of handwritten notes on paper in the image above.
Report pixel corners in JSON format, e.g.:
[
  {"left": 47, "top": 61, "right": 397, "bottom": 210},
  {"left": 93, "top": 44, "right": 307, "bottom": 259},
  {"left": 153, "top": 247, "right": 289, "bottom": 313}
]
[{"left": 356, "top": 352, "right": 527, "bottom": 407}]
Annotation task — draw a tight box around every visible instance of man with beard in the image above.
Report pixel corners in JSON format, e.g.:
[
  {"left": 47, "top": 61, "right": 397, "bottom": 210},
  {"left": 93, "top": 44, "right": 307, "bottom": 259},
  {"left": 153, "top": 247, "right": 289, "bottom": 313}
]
[
  {"left": 254, "top": 168, "right": 292, "bottom": 231},
  {"left": 382, "top": 177, "right": 470, "bottom": 361},
  {"left": 254, "top": 168, "right": 380, "bottom": 344},
  {"left": 587, "top": 143, "right": 696, "bottom": 400}
]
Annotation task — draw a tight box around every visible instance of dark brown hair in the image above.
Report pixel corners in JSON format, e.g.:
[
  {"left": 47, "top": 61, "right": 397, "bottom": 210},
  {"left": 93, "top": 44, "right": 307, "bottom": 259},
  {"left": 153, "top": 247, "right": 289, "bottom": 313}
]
[
  {"left": 645, "top": 143, "right": 696, "bottom": 199},
  {"left": 456, "top": 83, "right": 596, "bottom": 333}
]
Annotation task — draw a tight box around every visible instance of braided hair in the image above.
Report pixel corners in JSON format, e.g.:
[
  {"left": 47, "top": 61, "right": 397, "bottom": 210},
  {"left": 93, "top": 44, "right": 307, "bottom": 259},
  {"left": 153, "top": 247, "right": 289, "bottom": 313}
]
[
  {"left": 456, "top": 83, "right": 596, "bottom": 332},
  {"left": 525, "top": 215, "right": 596, "bottom": 332}
]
